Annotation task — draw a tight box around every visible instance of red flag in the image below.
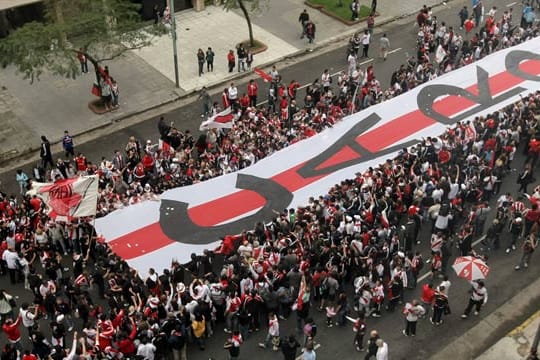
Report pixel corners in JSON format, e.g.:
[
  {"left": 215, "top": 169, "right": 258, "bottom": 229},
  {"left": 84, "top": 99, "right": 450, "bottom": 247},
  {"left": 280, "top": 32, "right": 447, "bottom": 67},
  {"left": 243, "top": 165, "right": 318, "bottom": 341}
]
[{"left": 254, "top": 67, "right": 272, "bottom": 82}]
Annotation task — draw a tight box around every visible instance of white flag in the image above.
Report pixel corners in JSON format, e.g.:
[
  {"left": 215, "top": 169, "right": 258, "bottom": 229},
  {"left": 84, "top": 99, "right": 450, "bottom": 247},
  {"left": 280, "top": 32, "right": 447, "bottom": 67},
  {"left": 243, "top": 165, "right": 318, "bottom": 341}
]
[{"left": 28, "top": 175, "right": 99, "bottom": 221}]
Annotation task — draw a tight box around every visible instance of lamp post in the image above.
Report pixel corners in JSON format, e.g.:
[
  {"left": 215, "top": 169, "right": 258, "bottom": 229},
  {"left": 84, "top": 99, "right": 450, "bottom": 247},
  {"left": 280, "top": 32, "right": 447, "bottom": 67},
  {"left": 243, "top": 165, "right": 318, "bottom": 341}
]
[{"left": 170, "top": 0, "right": 180, "bottom": 88}]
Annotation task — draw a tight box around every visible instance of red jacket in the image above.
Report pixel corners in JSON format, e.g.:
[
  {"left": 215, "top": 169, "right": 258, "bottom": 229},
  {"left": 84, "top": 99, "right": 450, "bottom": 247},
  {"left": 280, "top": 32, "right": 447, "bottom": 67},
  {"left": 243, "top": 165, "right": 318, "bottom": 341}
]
[
  {"left": 2, "top": 316, "right": 22, "bottom": 342},
  {"left": 421, "top": 284, "right": 435, "bottom": 304},
  {"left": 247, "top": 83, "right": 258, "bottom": 97}
]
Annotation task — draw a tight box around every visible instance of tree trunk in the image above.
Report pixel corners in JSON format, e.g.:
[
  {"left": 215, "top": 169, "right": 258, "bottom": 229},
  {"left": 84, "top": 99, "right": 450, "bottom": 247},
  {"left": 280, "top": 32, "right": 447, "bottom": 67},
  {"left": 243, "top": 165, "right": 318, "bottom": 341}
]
[
  {"left": 237, "top": 0, "right": 254, "bottom": 47},
  {"left": 52, "top": 0, "right": 67, "bottom": 45}
]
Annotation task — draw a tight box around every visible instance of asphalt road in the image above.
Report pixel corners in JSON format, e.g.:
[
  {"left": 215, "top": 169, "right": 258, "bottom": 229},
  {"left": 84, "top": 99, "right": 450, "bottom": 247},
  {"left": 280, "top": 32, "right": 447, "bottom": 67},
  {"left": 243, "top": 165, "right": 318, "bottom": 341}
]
[{"left": 1, "top": 0, "right": 539, "bottom": 359}]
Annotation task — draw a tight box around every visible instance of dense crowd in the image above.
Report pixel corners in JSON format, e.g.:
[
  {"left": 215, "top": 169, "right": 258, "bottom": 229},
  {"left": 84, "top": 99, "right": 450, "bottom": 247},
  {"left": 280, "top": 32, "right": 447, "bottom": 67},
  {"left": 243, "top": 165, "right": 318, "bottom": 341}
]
[{"left": 1, "top": 5, "right": 540, "bottom": 360}]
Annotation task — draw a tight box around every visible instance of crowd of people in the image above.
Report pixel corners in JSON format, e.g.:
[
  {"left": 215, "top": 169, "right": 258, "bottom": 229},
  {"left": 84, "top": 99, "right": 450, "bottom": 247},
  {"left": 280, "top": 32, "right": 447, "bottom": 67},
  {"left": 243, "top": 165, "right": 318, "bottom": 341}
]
[{"left": 1, "top": 5, "right": 540, "bottom": 360}]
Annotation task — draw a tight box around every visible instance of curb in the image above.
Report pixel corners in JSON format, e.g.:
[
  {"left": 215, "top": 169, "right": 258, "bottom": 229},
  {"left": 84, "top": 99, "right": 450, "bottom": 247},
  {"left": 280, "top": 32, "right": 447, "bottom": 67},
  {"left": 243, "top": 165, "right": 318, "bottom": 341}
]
[
  {"left": 0, "top": 0, "right": 451, "bottom": 168},
  {"left": 429, "top": 275, "right": 540, "bottom": 360}
]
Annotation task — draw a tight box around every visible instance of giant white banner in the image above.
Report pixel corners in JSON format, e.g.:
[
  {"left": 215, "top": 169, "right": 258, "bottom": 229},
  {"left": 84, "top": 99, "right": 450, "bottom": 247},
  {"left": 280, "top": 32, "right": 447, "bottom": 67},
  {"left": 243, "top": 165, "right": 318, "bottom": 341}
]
[{"left": 96, "top": 38, "right": 540, "bottom": 274}]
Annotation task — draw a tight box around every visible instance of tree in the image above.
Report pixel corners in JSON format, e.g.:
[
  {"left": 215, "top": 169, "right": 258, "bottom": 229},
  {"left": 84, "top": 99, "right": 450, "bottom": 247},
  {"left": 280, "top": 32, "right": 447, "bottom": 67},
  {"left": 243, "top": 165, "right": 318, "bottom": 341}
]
[
  {"left": 223, "top": 0, "right": 267, "bottom": 48},
  {"left": 0, "top": 0, "right": 164, "bottom": 85}
]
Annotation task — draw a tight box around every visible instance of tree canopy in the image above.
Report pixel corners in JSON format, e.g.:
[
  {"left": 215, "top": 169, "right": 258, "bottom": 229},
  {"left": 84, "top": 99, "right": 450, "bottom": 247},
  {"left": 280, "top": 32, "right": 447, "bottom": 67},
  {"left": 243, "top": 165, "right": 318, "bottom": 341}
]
[
  {"left": 222, "top": 0, "right": 268, "bottom": 47},
  {"left": 0, "top": 0, "right": 164, "bottom": 82}
]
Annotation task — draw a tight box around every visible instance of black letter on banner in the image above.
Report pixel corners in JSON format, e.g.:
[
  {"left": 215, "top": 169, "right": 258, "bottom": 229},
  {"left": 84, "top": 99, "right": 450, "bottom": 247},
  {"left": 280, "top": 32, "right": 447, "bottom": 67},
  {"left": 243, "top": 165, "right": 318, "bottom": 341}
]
[
  {"left": 505, "top": 50, "right": 540, "bottom": 82},
  {"left": 159, "top": 174, "right": 293, "bottom": 244},
  {"left": 417, "top": 66, "right": 524, "bottom": 126},
  {"left": 297, "top": 113, "right": 418, "bottom": 178}
]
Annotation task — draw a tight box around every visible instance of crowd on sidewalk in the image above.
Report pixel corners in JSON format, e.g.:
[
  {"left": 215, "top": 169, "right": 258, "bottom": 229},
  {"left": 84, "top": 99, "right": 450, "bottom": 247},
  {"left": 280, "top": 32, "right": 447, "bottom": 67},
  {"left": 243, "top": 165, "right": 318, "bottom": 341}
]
[{"left": 1, "top": 5, "right": 540, "bottom": 360}]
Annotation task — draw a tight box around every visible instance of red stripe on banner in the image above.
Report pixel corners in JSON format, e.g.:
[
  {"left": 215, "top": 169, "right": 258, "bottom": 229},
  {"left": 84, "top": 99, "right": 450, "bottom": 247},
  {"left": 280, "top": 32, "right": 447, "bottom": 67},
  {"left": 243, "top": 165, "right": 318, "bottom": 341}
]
[
  {"left": 215, "top": 113, "right": 234, "bottom": 124},
  {"left": 108, "top": 59, "right": 540, "bottom": 260},
  {"left": 108, "top": 223, "right": 168, "bottom": 259},
  {"left": 356, "top": 111, "right": 435, "bottom": 153},
  {"left": 188, "top": 190, "right": 266, "bottom": 226},
  {"left": 314, "top": 146, "right": 361, "bottom": 171},
  {"left": 272, "top": 163, "right": 326, "bottom": 192},
  {"left": 357, "top": 59, "right": 540, "bottom": 152}
]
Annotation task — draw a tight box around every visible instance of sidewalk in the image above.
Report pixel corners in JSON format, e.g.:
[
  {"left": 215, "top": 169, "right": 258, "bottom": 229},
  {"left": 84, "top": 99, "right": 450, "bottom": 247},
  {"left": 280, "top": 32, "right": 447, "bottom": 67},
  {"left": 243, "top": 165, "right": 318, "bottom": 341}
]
[
  {"left": 0, "top": 0, "right": 446, "bottom": 165},
  {"left": 477, "top": 310, "right": 540, "bottom": 360},
  {"left": 430, "top": 275, "right": 540, "bottom": 360}
]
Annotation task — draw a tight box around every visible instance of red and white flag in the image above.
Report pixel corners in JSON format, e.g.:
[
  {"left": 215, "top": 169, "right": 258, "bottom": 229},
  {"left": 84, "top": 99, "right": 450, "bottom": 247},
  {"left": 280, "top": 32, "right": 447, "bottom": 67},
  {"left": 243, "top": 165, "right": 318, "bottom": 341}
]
[
  {"left": 28, "top": 175, "right": 99, "bottom": 222},
  {"left": 159, "top": 139, "right": 172, "bottom": 154},
  {"left": 199, "top": 107, "right": 235, "bottom": 131},
  {"left": 464, "top": 122, "right": 477, "bottom": 143}
]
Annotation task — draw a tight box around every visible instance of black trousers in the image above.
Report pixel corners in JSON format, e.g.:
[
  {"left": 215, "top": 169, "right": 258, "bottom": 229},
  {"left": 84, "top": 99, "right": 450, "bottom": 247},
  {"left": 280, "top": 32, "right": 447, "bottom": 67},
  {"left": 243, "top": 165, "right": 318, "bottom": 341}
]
[
  {"left": 432, "top": 307, "right": 444, "bottom": 323},
  {"left": 463, "top": 298, "right": 483, "bottom": 315},
  {"left": 405, "top": 320, "right": 417, "bottom": 335},
  {"left": 362, "top": 44, "right": 369, "bottom": 57}
]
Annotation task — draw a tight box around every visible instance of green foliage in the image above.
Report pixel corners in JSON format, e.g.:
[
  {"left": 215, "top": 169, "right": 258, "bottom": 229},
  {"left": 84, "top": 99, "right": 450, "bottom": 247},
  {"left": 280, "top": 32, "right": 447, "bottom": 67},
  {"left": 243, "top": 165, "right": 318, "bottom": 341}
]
[
  {"left": 307, "top": 0, "right": 372, "bottom": 22},
  {"left": 0, "top": 0, "right": 165, "bottom": 82}
]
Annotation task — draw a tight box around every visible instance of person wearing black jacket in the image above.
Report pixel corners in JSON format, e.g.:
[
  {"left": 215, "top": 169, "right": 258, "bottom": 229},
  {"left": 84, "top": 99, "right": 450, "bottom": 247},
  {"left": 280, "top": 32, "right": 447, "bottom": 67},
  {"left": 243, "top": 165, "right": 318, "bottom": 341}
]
[
  {"left": 281, "top": 334, "right": 300, "bottom": 360},
  {"left": 364, "top": 330, "right": 380, "bottom": 360},
  {"left": 40, "top": 136, "right": 53, "bottom": 170}
]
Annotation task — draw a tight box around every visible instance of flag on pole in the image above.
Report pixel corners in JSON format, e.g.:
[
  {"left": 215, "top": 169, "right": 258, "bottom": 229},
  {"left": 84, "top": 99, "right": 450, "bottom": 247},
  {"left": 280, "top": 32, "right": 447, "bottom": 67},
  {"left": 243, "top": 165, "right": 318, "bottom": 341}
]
[
  {"left": 28, "top": 175, "right": 99, "bottom": 222},
  {"left": 199, "top": 107, "right": 235, "bottom": 131}
]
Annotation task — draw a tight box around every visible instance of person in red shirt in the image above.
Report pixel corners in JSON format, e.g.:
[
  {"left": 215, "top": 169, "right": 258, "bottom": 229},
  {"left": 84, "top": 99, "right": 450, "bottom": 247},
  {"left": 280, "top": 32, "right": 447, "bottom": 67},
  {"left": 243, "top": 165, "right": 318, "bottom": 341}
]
[
  {"left": 222, "top": 88, "right": 230, "bottom": 109},
  {"left": 227, "top": 50, "right": 236, "bottom": 73},
  {"left": 116, "top": 316, "right": 138, "bottom": 356},
  {"left": 2, "top": 315, "right": 22, "bottom": 349},
  {"left": 29, "top": 195, "right": 42, "bottom": 213},
  {"left": 464, "top": 17, "right": 475, "bottom": 34},
  {"left": 288, "top": 80, "right": 300, "bottom": 100},
  {"left": 247, "top": 80, "right": 258, "bottom": 107},
  {"left": 75, "top": 153, "right": 88, "bottom": 172},
  {"left": 141, "top": 152, "right": 155, "bottom": 173},
  {"left": 22, "top": 350, "right": 38, "bottom": 360},
  {"left": 239, "top": 93, "right": 250, "bottom": 111},
  {"left": 420, "top": 283, "right": 435, "bottom": 319}
]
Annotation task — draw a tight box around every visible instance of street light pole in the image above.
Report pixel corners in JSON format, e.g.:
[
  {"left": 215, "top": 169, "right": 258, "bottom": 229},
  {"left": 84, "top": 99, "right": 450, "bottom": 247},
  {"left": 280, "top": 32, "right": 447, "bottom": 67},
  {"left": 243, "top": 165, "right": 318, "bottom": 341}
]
[{"left": 169, "top": 0, "right": 180, "bottom": 88}]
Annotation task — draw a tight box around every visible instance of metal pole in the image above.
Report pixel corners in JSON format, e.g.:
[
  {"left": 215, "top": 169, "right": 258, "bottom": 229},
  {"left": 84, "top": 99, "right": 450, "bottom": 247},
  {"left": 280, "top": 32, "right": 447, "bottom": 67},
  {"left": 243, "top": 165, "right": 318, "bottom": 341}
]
[{"left": 170, "top": 0, "right": 180, "bottom": 88}]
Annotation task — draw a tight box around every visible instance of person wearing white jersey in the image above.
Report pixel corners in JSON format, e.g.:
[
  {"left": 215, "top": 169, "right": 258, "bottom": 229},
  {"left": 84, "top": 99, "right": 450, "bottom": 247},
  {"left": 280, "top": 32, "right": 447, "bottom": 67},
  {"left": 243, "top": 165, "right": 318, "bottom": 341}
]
[{"left": 461, "top": 280, "right": 488, "bottom": 318}]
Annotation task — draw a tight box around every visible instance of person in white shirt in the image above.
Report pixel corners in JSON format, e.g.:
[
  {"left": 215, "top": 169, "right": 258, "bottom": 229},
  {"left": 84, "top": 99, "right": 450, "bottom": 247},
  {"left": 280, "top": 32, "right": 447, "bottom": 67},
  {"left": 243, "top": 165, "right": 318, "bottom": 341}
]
[
  {"left": 228, "top": 82, "right": 238, "bottom": 106},
  {"left": 20, "top": 302, "right": 38, "bottom": 338},
  {"left": 438, "top": 275, "right": 452, "bottom": 296},
  {"left": 258, "top": 312, "right": 280, "bottom": 350},
  {"left": 402, "top": 299, "right": 426, "bottom": 336},
  {"left": 136, "top": 336, "right": 157, "bottom": 360},
  {"left": 461, "top": 280, "right": 488, "bottom": 318},
  {"left": 376, "top": 338, "right": 389, "bottom": 360},
  {"left": 361, "top": 30, "right": 371, "bottom": 58},
  {"left": 2, "top": 249, "right": 21, "bottom": 284}
]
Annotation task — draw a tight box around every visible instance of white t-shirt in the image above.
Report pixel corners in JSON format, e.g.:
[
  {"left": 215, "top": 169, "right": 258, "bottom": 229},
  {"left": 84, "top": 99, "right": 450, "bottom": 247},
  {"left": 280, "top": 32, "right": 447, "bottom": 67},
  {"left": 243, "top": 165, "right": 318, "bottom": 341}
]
[
  {"left": 137, "top": 343, "right": 156, "bottom": 360},
  {"left": 20, "top": 308, "right": 36, "bottom": 328}
]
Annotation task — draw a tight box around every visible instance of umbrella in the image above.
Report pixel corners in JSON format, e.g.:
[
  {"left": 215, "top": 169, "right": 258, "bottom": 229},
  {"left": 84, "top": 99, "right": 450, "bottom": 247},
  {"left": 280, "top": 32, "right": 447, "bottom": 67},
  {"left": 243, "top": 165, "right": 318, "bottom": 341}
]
[{"left": 452, "top": 256, "right": 490, "bottom": 280}]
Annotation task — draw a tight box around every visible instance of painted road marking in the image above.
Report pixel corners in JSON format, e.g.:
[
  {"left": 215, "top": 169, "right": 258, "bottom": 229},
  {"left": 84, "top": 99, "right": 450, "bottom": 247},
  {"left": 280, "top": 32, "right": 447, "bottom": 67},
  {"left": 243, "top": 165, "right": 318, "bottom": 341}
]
[
  {"left": 507, "top": 2, "right": 517, "bottom": 7},
  {"left": 387, "top": 47, "right": 402, "bottom": 55},
  {"left": 508, "top": 309, "right": 540, "bottom": 336}
]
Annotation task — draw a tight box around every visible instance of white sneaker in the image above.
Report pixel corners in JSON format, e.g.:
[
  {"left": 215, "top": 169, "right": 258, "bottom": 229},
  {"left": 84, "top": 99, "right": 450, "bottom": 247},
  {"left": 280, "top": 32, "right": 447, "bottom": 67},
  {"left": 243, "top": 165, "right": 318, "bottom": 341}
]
[
  {"left": 524, "top": 263, "right": 528, "bottom": 268},
  {"left": 515, "top": 265, "right": 520, "bottom": 270},
  {"left": 505, "top": 248, "right": 511, "bottom": 254},
  {"left": 474, "top": 311, "right": 479, "bottom": 316}
]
